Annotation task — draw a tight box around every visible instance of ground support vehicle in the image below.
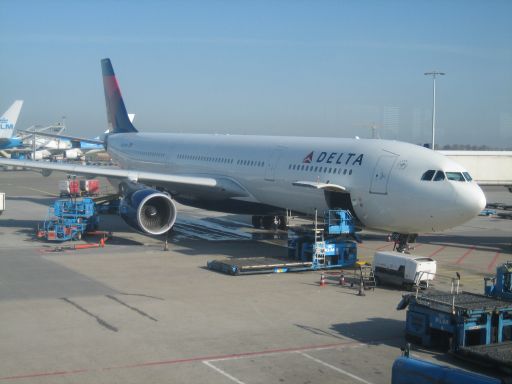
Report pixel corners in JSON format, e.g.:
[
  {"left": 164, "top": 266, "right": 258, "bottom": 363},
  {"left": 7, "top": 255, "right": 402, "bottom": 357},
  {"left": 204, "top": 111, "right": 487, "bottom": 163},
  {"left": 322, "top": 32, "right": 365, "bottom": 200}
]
[
  {"left": 403, "top": 290, "right": 512, "bottom": 349},
  {"left": 392, "top": 346, "right": 504, "bottom": 384},
  {"left": 37, "top": 198, "right": 99, "bottom": 241},
  {"left": 485, "top": 261, "right": 512, "bottom": 301},
  {"left": 207, "top": 210, "right": 359, "bottom": 275}
]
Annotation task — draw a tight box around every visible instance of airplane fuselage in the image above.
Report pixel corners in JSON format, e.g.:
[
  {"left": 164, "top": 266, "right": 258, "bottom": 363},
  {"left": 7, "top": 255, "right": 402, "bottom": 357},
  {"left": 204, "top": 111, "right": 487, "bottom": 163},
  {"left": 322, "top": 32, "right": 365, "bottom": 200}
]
[{"left": 107, "top": 133, "right": 486, "bottom": 234}]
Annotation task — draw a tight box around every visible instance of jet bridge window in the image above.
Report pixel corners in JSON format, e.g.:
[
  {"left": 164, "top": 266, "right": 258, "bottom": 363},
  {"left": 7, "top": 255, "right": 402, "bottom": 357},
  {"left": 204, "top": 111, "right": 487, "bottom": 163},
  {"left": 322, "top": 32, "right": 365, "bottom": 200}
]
[
  {"left": 433, "top": 171, "right": 445, "bottom": 181},
  {"left": 421, "top": 170, "right": 436, "bottom": 181},
  {"left": 446, "top": 172, "right": 465, "bottom": 181}
]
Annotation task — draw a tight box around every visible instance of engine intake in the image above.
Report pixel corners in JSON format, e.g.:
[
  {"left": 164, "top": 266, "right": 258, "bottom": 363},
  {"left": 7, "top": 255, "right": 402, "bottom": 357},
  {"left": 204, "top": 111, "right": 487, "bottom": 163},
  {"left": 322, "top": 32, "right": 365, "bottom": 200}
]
[{"left": 119, "top": 182, "right": 177, "bottom": 235}]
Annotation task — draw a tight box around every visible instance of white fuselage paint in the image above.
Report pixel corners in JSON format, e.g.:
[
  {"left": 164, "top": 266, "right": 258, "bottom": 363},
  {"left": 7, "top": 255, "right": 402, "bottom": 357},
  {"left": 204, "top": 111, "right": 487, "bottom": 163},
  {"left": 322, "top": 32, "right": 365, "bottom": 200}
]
[{"left": 107, "top": 133, "right": 486, "bottom": 234}]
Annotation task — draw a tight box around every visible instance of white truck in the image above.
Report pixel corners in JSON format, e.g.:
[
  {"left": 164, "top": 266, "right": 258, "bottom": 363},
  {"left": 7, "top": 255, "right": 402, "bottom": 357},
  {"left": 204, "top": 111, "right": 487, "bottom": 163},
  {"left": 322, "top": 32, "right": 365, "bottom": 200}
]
[
  {"left": 0, "top": 192, "right": 4, "bottom": 216},
  {"left": 372, "top": 251, "right": 436, "bottom": 289}
]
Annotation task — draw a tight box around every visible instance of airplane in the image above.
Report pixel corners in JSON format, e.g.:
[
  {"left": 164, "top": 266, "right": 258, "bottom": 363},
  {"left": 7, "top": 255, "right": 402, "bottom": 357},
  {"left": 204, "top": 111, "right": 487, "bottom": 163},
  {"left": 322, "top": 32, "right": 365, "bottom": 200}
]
[
  {"left": 0, "top": 100, "right": 24, "bottom": 150},
  {"left": 0, "top": 58, "right": 487, "bottom": 251},
  {"left": 16, "top": 114, "right": 135, "bottom": 160}
]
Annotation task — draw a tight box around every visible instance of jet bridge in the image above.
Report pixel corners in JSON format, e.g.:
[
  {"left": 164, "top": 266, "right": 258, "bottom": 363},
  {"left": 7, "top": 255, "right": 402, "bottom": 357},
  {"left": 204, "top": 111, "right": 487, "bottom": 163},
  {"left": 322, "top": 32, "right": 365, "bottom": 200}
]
[{"left": 440, "top": 151, "right": 512, "bottom": 188}]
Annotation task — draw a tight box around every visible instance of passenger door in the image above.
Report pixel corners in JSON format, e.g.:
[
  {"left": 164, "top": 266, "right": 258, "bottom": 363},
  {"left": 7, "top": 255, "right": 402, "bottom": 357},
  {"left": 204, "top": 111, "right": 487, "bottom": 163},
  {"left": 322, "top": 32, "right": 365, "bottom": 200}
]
[{"left": 370, "top": 155, "right": 398, "bottom": 194}]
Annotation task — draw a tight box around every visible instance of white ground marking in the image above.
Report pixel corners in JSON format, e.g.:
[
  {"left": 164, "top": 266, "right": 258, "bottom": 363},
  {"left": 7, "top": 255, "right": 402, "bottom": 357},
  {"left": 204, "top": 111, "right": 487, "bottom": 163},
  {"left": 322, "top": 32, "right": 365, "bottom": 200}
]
[
  {"left": 300, "top": 352, "right": 374, "bottom": 384},
  {"left": 203, "top": 360, "right": 247, "bottom": 384}
]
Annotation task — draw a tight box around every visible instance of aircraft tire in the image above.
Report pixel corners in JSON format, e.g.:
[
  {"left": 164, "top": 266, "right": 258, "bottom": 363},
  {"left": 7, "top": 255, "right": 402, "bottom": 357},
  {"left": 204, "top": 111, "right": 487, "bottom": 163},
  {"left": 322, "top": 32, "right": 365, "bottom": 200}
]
[
  {"left": 252, "top": 216, "right": 262, "bottom": 229},
  {"left": 278, "top": 215, "right": 287, "bottom": 230},
  {"left": 262, "top": 216, "right": 274, "bottom": 229}
]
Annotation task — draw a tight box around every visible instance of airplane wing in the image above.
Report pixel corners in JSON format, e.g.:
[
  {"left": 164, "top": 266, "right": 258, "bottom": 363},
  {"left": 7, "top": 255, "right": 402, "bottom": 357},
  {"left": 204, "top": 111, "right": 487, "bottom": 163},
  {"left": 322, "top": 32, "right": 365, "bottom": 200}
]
[
  {"left": 0, "top": 158, "right": 250, "bottom": 198},
  {"left": 17, "top": 130, "right": 104, "bottom": 146},
  {"left": 292, "top": 180, "right": 348, "bottom": 193}
]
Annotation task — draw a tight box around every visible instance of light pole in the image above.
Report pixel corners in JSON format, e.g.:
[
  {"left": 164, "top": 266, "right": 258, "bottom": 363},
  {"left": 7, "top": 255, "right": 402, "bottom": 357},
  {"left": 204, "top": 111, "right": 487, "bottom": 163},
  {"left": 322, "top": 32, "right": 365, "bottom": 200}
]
[{"left": 424, "top": 71, "right": 445, "bottom": 150}]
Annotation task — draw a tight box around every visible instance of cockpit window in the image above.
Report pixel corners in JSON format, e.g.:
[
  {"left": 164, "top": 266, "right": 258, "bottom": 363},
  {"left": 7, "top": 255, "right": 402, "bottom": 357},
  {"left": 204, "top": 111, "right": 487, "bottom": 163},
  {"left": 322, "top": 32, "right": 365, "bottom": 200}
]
[
  {"left": 463, "top": 172, "right": 473, "bottom": 182},
  {"left": 433, "top": 171, "right": 445, "bottom": 181},
  {"left": 446, "top": 172, "right": 465, "bottom": 181},
  {"left": 421, "top": 170, "right": 436, "bottom": 181}
]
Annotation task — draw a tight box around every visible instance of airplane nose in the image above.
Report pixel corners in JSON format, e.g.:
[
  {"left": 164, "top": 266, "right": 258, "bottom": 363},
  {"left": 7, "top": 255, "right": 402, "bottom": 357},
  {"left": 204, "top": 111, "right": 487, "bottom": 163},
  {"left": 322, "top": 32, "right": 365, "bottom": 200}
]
[
  {"left": 457, "top": 184, "right": 486, "bottom": 218},
  {"left": 477, "top": 187, "right": 487, "bottom": 211}
]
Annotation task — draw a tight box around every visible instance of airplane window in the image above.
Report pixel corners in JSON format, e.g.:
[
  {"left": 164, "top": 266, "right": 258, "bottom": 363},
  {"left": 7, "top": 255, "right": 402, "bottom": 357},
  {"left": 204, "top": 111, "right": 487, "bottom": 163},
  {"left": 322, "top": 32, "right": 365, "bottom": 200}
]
[
  {"left": 421, "top": 169, "right": 436, "bottom": 181},
  {"left": 301, "top": 165, "right": 305, "bottom": 170},
  {"left": 349, "top": 169, "right": 352, "bottom": 175},
  {"left": 446, "top": 172, "right": 465, "bottom": 181},
  {"left": 463, "top": 172, "right": 473, "bottom": 181},
  {"left": 433, "top": 171, "right": 445, "bottom": 181}
]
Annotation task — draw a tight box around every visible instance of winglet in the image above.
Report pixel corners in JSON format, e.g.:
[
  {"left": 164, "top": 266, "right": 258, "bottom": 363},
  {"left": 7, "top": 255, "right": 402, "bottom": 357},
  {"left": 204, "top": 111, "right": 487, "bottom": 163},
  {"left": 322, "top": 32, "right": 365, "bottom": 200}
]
[
  {"left": 0, "top": 100, "right": 23, "bottom": 139},
  {"left": 101, "top": 58, "right": 138, "bottom": 134}
]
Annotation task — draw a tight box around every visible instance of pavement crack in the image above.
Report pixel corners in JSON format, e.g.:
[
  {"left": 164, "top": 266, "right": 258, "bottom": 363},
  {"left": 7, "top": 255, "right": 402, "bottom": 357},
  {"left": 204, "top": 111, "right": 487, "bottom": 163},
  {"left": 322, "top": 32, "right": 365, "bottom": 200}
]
[
  {"left": 105, "top": 295, "right": 158, "bottom": 322},
  {"left": 60, "top": 297, "right": 119, "bottom": 332}
]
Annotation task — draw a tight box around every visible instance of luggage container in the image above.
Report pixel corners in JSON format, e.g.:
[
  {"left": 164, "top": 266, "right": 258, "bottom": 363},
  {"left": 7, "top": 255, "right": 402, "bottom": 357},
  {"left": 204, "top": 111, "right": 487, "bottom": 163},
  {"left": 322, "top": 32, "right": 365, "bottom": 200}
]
[{"left": 79, "top": 179, "right": 100, "bottom": 196}]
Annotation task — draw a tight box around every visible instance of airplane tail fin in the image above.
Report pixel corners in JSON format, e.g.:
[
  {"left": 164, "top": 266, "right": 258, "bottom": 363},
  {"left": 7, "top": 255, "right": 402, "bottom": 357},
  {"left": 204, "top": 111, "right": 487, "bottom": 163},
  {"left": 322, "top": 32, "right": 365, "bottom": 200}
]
[
  {"left": 101, "top": 58, "right": 138, "bottom": 134},
  {"left": 0, "top": 100, "right": 23, "bottom": 139}
]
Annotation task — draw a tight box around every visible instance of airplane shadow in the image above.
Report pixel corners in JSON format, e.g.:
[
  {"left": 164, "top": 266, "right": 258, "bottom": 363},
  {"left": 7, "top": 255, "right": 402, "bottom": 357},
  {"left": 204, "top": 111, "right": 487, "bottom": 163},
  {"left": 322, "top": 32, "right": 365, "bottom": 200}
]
[{"left": 329, "top": 317, "right": 405, "bottom": 348}]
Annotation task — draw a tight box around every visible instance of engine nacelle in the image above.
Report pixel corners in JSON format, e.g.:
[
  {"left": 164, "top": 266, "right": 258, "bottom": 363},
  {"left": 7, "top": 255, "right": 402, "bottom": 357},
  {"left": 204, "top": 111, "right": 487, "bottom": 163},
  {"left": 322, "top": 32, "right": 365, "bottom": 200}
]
[{"left": 119, "top": 182, "right": 177, "bottom": 235}]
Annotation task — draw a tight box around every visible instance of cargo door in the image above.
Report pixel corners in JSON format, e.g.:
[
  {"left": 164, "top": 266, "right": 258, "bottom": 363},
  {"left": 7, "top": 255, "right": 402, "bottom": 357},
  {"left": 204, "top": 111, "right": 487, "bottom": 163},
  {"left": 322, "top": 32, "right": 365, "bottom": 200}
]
[
  {"left": 370, "top": 155, "right": 398, "bottom": 194},
  {"left": 265, "top": 147, "right": 286, "bottom": 181}
]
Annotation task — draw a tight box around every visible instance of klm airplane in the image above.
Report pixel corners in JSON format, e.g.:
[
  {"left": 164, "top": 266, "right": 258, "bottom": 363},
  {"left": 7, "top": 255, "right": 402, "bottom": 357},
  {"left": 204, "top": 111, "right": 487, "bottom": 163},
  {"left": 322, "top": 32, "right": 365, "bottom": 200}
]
[
  {"left": 0, "top": 59, "right": 486, "bottom": 250},
  {"left": 0, "top": 100, "right": 24, "bottom": 150}
]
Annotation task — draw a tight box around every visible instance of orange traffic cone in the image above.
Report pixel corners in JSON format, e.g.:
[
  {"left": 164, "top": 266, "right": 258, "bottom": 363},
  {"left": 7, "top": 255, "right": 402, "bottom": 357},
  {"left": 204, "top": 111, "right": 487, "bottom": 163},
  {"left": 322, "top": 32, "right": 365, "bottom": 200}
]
[{"left": 319, "top": 273, "right": 326, "bottom": 287}]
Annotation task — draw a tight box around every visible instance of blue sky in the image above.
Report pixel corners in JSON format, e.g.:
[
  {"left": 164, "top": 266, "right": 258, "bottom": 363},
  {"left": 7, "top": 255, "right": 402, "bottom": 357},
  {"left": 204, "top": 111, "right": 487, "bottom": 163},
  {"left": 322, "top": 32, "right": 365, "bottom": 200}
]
[{"left": 1, "top": 0, "right": 511, "bottom": 147}]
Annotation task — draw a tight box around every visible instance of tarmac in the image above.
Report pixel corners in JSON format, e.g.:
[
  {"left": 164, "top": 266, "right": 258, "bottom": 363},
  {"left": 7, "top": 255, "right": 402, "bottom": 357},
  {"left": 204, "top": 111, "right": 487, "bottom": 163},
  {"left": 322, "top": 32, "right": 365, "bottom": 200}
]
[{"left": 0, "top": 170, "right": 511, "bottom": 383}]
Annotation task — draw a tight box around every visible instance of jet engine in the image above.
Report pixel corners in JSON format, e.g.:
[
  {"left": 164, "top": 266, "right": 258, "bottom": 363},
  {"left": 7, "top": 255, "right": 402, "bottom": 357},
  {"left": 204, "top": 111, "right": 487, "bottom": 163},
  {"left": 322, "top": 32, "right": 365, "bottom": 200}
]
[{"left": 119, "top": 181, "right": 177, "bottom": 236}]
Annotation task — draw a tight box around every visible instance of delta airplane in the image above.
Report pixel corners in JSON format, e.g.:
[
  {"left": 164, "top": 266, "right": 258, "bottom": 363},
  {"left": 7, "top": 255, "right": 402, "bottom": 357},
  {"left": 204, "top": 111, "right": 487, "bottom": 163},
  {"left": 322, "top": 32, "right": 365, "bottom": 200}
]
[
  {"left": 0, "top": 100, "right": 24, "bottom": 150},
  {"left": 0, "top": 59, "right": 486, "bottom": 250}
]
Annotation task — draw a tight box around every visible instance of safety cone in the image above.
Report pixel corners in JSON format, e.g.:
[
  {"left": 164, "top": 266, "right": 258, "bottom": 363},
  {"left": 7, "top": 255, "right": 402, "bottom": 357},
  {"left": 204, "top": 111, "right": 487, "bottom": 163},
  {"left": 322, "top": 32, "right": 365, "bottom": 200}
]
[
  {"left": 319, "top": 273, "right": 326, "bottom": 287},
  {"left": 100, "top": 237, "right": 105, "bottom": 248},
  {"left": 339, "top": 273, "right": 345, "bottom": 286}
]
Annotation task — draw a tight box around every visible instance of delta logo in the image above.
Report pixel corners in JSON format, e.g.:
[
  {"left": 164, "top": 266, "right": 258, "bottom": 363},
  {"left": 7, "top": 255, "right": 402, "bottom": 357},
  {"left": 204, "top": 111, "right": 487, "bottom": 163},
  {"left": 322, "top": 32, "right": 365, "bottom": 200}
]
[
  {"left": 303, "top": 152, "right": 313, "bottom": 163},
  {"left": 303, "top": 151, "right": 364, "bottom": 166}
]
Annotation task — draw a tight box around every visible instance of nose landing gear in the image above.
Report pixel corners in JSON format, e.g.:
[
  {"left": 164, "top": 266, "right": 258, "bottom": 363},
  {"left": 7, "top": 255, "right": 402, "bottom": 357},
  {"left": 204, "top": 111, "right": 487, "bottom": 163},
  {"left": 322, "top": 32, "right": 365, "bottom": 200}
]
[
  {"left": 251, "top": 215, "right": 287, "bottom": 230},
  {"left": 389, "top": 233, "right": 418, "bottom": 253}
]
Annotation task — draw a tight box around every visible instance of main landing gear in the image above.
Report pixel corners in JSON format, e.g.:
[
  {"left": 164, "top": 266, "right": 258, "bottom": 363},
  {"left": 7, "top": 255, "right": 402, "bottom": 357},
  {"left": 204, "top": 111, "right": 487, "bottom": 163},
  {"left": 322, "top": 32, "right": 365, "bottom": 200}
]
[
  {"left": 252, "top": 215, "right": 287, "bottom": 230},
  {"left": 389, "top": 233, "right": 418, "bottom": 253}
]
